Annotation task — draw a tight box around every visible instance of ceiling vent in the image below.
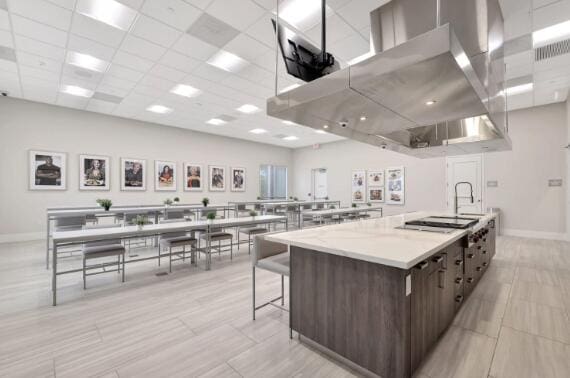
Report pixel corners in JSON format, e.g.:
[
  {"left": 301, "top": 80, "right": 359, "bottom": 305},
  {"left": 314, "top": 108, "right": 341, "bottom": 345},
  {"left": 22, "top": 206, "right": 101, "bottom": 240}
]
[{"left": 535, "top": 39, "right": 570, "bottom": 61}]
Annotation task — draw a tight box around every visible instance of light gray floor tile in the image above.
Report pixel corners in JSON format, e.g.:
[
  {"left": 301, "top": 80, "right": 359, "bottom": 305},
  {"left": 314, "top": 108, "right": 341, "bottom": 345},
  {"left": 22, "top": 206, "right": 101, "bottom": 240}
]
[
  {"left": 453, "top": 296, "right": 506, "bottom": 338},
  {"left": 503, "top": 299, "right": 570, "bottom": 343},
  {"left": 510, "top": 280, "right": 565, "bottom": 309}
]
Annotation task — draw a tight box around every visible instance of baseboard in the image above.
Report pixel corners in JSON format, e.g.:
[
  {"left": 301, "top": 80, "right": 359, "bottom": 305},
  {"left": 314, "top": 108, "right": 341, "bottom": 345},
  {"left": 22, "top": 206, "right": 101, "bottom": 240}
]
[
  {"left": 0, "top": 232, "right": 44, "bottom": 244},
  {"left": 502, "top": 228, "right": 568, "bottom": 241}
]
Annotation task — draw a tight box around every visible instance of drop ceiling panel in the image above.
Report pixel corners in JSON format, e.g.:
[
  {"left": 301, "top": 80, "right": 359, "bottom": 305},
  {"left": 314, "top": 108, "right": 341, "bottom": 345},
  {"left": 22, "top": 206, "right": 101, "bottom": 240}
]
[
  {"left": 17, "top": 50, "right": 61, "bottom": 73},
  {"left": 71, "top": 14, "right": 125, "bottom": 48},
  {"left": 187, "top": 12, "right": 240, "bottom": 48},
  {"left": 112, "top": 50, "right": 154, "bottom": 73},
  {"left": 131, "top": 15, "right": 182, "bottom": 48},
  {"left": 206, "top": 0, "right": 265, "bottom": 31},
  {"left": 107, "top": 64, "right": 144, "bottom": 82},
  {"left": 0, "top": 28, "right": 11, "bottom": 47},
  {"left": 172, "top": 33, "right": 217, "bottom": 60},
  {"left": 15, "top": 34, "right": 66, "bottom": 61},
  {"left": 9, "top": 0, "right": 72, "bottom": 31},
  {"left": 11, "top": 14, "right": 67, "bottom": 47},
  {"left": 245, "top": 13, "right": 275, "bottom": 48},
  {"left": 140, "top": 0, "right": 202, "bottom": 31},
  {"left": 120, "top": 34, "right": 167, "bottom": 61},
  {"left": 159, "top": 50, "right": 201, "bottom": 73},
  {"left": 0, "top": 9, "right": 9, "bottom": 30},
  {"left": 149, "top": 64, "right": 187, "bottom": 82},
  {"left": 46, "top": 0, "right": 77, "bottom": 10}
]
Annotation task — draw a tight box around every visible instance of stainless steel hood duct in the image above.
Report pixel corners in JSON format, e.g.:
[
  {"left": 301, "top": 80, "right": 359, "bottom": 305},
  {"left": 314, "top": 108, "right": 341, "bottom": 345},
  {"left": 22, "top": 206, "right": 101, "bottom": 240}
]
[{"left": 267, "top": 0, "right": 511, "bottom": 157}]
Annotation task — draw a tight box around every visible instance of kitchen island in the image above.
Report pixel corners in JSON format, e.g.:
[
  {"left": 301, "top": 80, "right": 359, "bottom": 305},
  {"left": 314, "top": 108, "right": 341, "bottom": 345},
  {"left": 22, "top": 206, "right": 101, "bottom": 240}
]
[{"left": 266, "top": 212, "right": 497, "bottom": 378}]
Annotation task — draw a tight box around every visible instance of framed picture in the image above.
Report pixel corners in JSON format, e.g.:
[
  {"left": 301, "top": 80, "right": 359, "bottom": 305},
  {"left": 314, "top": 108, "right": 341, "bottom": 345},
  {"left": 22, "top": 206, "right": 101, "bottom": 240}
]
[
  {"left": 367, "top": 170, "right": 384, "bottom": 187},
  {"left": 369, "top": 188, "right": 384, "bottom": 203},
  {"left": 184, "top": 163, "right": 203, "bottom": 192},
  {"left": 29, "top": 150, "right": 67, "bottom": 190},
  {"left": 351, "top": 169, "right": 366, "bottom": 203},
  {"left": 386, "top": 166, "right": 405, "bottom": 205},
  {"left": 231, "top": 167, "right": 246, "bottom": 192},
  {"left": 209, "top": 165, "right": 225, "bottom": 191},
  {"left": 155, "top": 160, "right": 176, "bottom": 191},
  {"left": 79, "top": 154, "right": 110, "bottom": 191},
  {"left": 121, "top": 158, "right": 146, "bottom": 191}
]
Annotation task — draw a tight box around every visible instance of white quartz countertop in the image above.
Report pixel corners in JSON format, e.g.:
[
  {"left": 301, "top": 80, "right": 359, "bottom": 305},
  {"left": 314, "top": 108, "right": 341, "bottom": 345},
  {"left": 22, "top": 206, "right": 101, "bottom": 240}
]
[{"left": 265, "top": 211, "right": 496, "bottom": 270}]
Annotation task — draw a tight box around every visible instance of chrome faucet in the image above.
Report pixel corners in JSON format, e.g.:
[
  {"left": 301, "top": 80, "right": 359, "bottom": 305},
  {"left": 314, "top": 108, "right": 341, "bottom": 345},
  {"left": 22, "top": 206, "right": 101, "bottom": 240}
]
[{"left": 454, "top": 182, "right": 474, "bottom": 214}]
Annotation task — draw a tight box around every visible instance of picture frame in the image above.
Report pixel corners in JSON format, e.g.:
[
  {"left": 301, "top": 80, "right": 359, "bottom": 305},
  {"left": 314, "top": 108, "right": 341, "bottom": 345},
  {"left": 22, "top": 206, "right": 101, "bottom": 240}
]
[
  {"left": 367, "top": 170, "right": 384, "bottom": 187},
  {"left": 155, "top": 160, "right": 176, "bottom": 192},
  {"left": 183, "top": 163, "right": 203, "bottom": 192},
  {"left": 29, "top": 150, "right": 67, "bottom": 190},
  {"left": 368, "top": 188, "right": 385, "bottom": 203},
  {"left": 121, "top": 158, "right": 146, "bottom": 191},
  {"left": 351, "top": 169, "right": 366, "bottom": 203},
  {"left": 209, "top": 165, "right": 226, "bottom": 192},
  {"left": 79, "top": 154, "right": 110, "bottom": 191},
  {"left": 231, "top": 167, "right": 246, "bottom": 192},
  {"left": 386, "top": 166, "right": 405, "bottom": 205}
]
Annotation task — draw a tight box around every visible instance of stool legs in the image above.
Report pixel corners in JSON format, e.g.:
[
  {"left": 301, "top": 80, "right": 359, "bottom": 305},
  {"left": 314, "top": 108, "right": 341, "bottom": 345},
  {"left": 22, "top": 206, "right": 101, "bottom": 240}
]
[
  {"left": 83, "top": 258, "right": 86, "bottom": 289},
  {"left": 122, "top": 253, "right": 125, "bottom": 282},
  {"left": 281, "top": 275, "right": 284, "bottom": 306}
]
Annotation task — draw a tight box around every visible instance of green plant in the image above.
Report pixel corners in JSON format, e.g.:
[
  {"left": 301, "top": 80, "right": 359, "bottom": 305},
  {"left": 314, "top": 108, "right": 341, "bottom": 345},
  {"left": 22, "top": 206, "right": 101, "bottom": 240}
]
[
  {"left": 206, "top": 212, "right": 216, "bottom": 220},
  {"left": 256, "top": 196, "right": 261, "bottom": 200},
  {"left": 96, "top": 199, "right": 112, "bottom": 211},
  {"left": 289, "top": 196, "right": 293, "bottom": 200},
  {"left": 202, "top": 197, "right": 210, "bottom": 206},
  {"left": 249, "top": 210, "right": 258, "bottom": 217},
  {"left": 134, "top": 215, "right": 148, "bottom": 226},
  {"left": 173, "top": 197, "right": 180, "bottom": 203},
  {"left": 352, "top": 203, "right": 357, "bottom": 208},
  {"left": 163, "top": 198, "right": 173, "bottom": 206},
  {"left": 325, "top": 196, "right": 329, "bottom": 200},
  {"left": 367, "top": 202, "right": 372, "bottom": 207},
  {"left": 329, "top": 205, "right": 336, "bottom": 209},
  {"left": 293, "top": 197, "right": 298, "bottom": 201}
]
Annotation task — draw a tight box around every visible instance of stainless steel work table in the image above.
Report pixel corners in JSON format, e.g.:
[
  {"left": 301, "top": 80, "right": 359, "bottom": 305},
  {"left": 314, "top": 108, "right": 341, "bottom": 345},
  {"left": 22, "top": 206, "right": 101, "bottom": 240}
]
[
  {"left": 45, "top": 204, "right": 234, "bottom": 269},
  {"left": 300, "top": 206, "right": 384, "bottom": 228},
  {"left": 50, "top": 215, "right": 287, "bottom": 306}
]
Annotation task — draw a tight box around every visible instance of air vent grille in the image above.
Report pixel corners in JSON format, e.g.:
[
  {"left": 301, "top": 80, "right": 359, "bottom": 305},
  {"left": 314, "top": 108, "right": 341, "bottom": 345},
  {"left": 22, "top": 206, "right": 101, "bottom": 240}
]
[{"left": 535, "top": 39, "right": 570, "bottom": 61}]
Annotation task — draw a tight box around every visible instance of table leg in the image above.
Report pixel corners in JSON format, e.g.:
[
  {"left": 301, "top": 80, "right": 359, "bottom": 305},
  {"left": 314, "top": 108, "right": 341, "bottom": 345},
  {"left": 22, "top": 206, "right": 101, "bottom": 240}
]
[
  {"left": 46, "top": 214, "right": 50, "bottom": 270},
  {"left": 52, "top": 241, "right": 57, "bottom": 306}
]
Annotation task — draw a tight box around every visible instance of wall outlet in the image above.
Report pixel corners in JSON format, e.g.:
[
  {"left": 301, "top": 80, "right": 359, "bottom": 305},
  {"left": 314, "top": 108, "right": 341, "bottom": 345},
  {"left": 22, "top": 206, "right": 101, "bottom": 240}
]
[
  {"left": 487, "top": 180, "right": 498, "bottom": 187},
  {"left": 548, "top": 179, "right": 563, "bottom": 187}
]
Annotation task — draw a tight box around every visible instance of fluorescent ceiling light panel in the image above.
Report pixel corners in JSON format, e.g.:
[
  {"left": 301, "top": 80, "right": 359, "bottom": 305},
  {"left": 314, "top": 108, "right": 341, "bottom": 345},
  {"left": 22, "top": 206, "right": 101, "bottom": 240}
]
[
  {"left": 206, "top": 118, "right": 227, "bottom": 125},
  {"left": 237, "top": 104, "right": 261, "bottom": 114},
  {"left": 249, "top": 128, "right": 267, "bottom": 134},
  {"left": 66, "top": 51, "right": 109, "bottom": 73},
  {"left": 283, "top": 135, "right": 299, "bottom": 141},
  {"left": 146, "top": 105, "right": 173, "bottom": 114},
  {"left": 76, "top": 0, "right": 138, "bottom": 31},
  {"left": 170, "top": 84, "right": 202, "bottom": 98},
  {"left": 60, "top": 85, "right": 94, "bottom": 98},
  {"left": 206, "top": 50, "right": 249, "bottom": 72},
  {"left": 533, "top": 20, "right": 570, "bottom": 47},
  {"left": 504, "top": 83, "right": 533, "bottom": 96}
]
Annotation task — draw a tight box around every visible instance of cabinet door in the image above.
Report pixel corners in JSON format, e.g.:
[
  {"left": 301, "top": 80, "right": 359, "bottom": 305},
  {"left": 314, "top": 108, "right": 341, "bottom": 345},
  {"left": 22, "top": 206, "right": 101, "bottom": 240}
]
[
  {"left": 411, "top": 260, "right": 430, "bottom": 372},
  {"left": 437, "top": 252, "right": 456, "bottom": 335}
]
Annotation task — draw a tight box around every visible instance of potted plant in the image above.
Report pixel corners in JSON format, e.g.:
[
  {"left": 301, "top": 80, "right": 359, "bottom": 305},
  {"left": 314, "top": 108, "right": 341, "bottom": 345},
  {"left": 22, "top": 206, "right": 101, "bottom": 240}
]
[
  {"left": 325, "top": 196, "right": 329, "bottom": 200},
  {"left": 256, "top": 196, "right": 261, "bottom": 200},
  {"left": 202, "top": 197, "right": 210, "bottom": 207},
  {"left": 352, "top": 203, "right": 358, "bottom": 208},
  {"left": 294, "top": 197, "right": 299, "bottom": 201},
  {"left": 289, "top": 196, "right": 293, "bottom": 200},
  {"left": 96, "top": 199, "right": 112, "bottom": 211},
  {"left": 367, "top": 202, "right": 372, "bottom": 207},
  {"left": 249, "top": 210, "right": 258, "bottom": 218},
  {"left": 173, "top": 197, "right": 180, "bottom": 204},
  {"left": 329, "top": 205, "right": 336, "bottom": 209},
  {"left": 134, "top": 215, "right": 148, "bottom": 230},
  {"left": 206, "top": 212, "right": 216, "bottom": 222},
  {"left": 163, "top": 198, "right": 173, "bottom": 207}
]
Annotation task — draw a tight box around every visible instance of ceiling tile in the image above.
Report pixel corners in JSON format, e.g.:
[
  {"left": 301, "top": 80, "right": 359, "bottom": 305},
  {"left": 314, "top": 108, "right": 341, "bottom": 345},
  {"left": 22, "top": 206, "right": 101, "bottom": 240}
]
[
  {"left": 0, "top": 56, "right": 17, "bottom": 71},
  {"left": 62, "top": 64, "right": 103, "bottom": 83},
  {"left": 14, "top": 34, "right": 66, "bottom": 61},
  {"left": 0, "top": 9, "right": 9, "bottom": 31},
  {"left": 206, "top": 0, "right": 265, "bottom": 31},
  {"left": 57, "top": 92, "right": 90, "bottom": 109},
  {"left": 499, "top": 0, "right": 531, "bottom": 17},
  {"left": 159, "top": 50, "right": 201, "bottom": 73},
  {"left": 172, "top": 33, "right": 217, "bottom": 60},
  {"left": 245, "top": 13, "right": 275, "bottom": 48},
  {"left": 107, "top": 63, "right": 145, "bottom": 82},
  {"left": 182, "top": 0, "right": 213, "bottom": 10},
  {"left": 120, "top": 34, "right": 167, "bottom": 61},
  {"left": 132, "top": 82, "right": 164, "bottom": 97},
  {"left": 251, "top": 0, "right": 274, "bottom": 10},
  {"left": 192, "top": 62, "right": 229, "bottom": 82},
  {"left": 19, "top": 65, "right": 60, "bottom": 84},
  {"left": 329, "top": 32, "right": 369, "bottom": 62},
  {"left": 45, "top": 0, "right": 76, "bottom": 10},
  {"left": 9, "top": 0, "right": 72, "bottom": 31},
  {"left": 100, "top": 74, "right": 137, "bottom": 91},
  {"left": 71, "top": 14, "right": 126, "bottom": 48},
  {"left": 86, "top": 98, "right": 117, "bottom": 113},
  {"left": 17, "top": 50, "right": 62, "bottom": 73},
  {"left": 22, "top": 83, "right": 58, "bottom": 102},
  {"left": 306, "top": 14, "right": 354, "bottom": 46},
  {"left": 141, "top": 0, "right": 202, "bottom": 31},
  {"left": 149, "top": 64, "right": 187, "bottom": 82},
  {"left": 337, "top": 0, "right": 389, "bottom": 30},
  {"left": 138, "top": 73, "right": 176, "bottom": 90},
  {"left": 95, "top": 83, "right": 130, "bottom": 98},
  {"left": 223, "top": 33, "right": 271, "bottom": 62},
  {"left": 112, "top": 50, "right": 154, "bottom": 73},
  {"left": 67, "top": 34, "right": 116, "bottom": 61},
  {"left": 117, "top": 0, "right": 144, "bottom": 9},
  {"left": 131, "top": 15, "right": 182, "bottom": 48},
  {"left": 0, "top": 28, "right": 11, "bottom": 47},
  {"left": 11, "top": 14, "right": 67, "bottom": 47},
  {"left": 237, "top": 64, "right": 274, "bottom": 88},
  {"left": 187, "top": 12, "right": 240, "bottom": 48}
]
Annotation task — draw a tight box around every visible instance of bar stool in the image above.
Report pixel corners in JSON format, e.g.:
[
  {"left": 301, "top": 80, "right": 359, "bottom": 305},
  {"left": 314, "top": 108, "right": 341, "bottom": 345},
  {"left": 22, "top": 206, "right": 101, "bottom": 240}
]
[
  {"left": 82, "top": 238, "right": 126, "bottom": 289},
  {"left": 159, "top": 231, "right": 197, "bottom": 273},
  {"left": 238, "top": 227, "right": 268, "bottom": 254},
  {"left": 200, "top": 228, "right": 233, "bottom": 262}
]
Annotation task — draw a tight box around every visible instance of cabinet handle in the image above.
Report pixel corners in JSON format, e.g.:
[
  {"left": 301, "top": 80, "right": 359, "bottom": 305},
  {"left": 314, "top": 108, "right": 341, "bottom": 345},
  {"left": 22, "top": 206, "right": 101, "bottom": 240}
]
[
  {"left": 467, "top": 254, "right": 475, "bottom": 259},
  {"left": 482, "top": 250, "right": 487, "bottom": 254},
  {"left": 467, "top": 277, "right": 474, "bottom": 283},
  {"left": 477, "top": 246, "right": 482, "bottom": 250},
  {"left": 482, "top": 262, "right": 488, "bottom": 267},
  {"left": 416, "top": 261, "right": 429, "bottom": 270},
  {"left": 438, "top": 270, "right": 445, "bottom": 289},
  {"left": 455, "top": 277, "right": 463, "bottom": 284},
  {"left": 455, "top": 295, "right": 464, "bottom": 303},
  {"left": 476, "top": 266, "right": 483, "bottom": 272},
  {"left": 483, "top": 238, "right": 487, "bottom": 242},
  {"left": 433, "top": 256, "right": 443, "bottom": 264}
]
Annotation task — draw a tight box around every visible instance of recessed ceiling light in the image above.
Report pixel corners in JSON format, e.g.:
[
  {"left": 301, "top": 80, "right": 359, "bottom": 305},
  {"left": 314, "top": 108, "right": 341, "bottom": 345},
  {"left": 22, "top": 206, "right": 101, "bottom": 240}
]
[
  {"left": 207, "top": 50, "right": 249, "bottom": 72},
  {"left": 503, "top": 83, "right": 533, "bottom": 96},
  {"left": 323, "top": 124, "right": 329, "bottom": 129},
  {"left": 283, "top": 135, "right": 299, "bottom": 141},
  {"left": 76, "top": 0, "right": 138, "bottom": 31},
  {"left": 237, "top": 104, "right": 261, "bottom": 114},
  {"left": 66, "top": 51, "right": 109, "bottom": 73},
  {"left": 315, "top": 129, "right": 327, "bottom": 134},
  {"left": 249, "top": 128, "right": 268, "bottom": 134},
  {"left": 206, "top": 118, "right": 227, "bottom": 126},
  {"left": 533, "top": 20, "right": 570, "bottom": 47},
  {"left": 425, "top": 100, "right": 437, "bottom": 106},
  {"left": 280, "top": 83, "right": 300, "bottom": 93},
  {"left": 360, "top": 116, "right": 367, "bottom": 121},
  {"left": 170, "top": 84, "right": 202, "bottom": 98},
  {"left": 146, "top": 105, "right": 173, "bottom": 114},
  {"left": 60, "top": 85, "right": 93, "bottom": 98}
]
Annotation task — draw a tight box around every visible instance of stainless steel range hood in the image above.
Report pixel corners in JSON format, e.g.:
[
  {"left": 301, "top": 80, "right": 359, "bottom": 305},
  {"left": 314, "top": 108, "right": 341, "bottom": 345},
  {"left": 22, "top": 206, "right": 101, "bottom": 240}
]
[{"left": 267, "top": 0, "right": 511, "bottom": 157}]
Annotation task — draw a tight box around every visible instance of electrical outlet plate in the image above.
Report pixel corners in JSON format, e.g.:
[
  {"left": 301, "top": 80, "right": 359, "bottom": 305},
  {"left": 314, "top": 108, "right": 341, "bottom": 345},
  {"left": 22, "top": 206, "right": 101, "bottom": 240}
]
[
  {"left": 548, "top": 179, "right": 563, "bottom": 187},
  {"left": 487, "top": 180, "right": 498, "bottom": 187}
]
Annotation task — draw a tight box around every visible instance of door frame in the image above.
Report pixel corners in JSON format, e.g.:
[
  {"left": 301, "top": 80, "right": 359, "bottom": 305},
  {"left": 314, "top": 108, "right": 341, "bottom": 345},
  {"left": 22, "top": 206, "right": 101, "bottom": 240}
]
[
  {"left": 311, "top": 168, "right": 328, "bottom": 200},
  {"left": 445, "top": 154, "right": 485, "bottom": 213}
]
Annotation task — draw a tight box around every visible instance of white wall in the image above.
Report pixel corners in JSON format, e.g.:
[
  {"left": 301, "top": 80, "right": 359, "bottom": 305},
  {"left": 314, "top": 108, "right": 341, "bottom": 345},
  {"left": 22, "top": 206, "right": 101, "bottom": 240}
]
[
  {"left": 567, "top": 98, "right": 570, "bottom": 239},
  {"left": 485, "top": 102, "right": 567, "bottom": 238},
  {"left": 0, "top": 98, "right": 293, "bottom": 242},
  {"left": 292, "top": 141, "right": 448, "bottom": 216}
]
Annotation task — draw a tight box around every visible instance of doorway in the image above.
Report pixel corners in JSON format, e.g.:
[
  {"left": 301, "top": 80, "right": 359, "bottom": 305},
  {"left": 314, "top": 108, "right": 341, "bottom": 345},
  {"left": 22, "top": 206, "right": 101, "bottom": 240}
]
[
  {"left": 446, "top": 155, "right": 483, "bottom": 214},
  {"left": 311, "top": 168, "right": 328, "bottom": 200}
]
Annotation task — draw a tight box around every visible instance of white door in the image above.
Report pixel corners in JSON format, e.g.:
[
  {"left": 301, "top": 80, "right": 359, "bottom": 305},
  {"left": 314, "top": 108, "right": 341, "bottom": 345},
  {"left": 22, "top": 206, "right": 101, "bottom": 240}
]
[
  {"left": 312, "top": 168, "right": 328, "bottom": 199},
  {"left": 446, "top": 155, "right": 483, "bottom": 214}
]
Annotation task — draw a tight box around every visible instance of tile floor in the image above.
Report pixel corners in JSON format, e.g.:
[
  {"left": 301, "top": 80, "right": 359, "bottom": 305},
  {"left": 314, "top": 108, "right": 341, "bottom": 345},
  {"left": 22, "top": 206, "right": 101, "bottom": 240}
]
[{"left": 1, "top": 235, "right": 570, "bottom": 377}]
